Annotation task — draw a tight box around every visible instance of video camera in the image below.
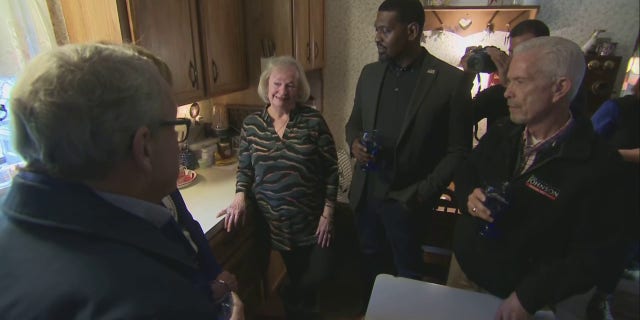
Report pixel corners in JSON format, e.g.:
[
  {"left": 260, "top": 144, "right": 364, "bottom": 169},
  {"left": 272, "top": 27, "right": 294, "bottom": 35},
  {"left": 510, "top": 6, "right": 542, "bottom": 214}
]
[{"left": 466, "top": 46, "right": 498, "bottom": 74}]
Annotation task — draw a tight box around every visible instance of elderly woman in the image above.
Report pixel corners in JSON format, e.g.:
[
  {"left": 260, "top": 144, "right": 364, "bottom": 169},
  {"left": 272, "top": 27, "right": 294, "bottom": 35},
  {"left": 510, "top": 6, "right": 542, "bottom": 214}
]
[{"left": 219, "top": 56, "right": 338, "bottom": 319}]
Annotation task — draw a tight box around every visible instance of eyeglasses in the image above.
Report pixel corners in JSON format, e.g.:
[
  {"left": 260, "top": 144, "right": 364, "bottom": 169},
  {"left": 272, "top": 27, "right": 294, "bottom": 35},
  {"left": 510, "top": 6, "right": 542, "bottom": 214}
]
[{"left": 160, "top": 117, "right": 191, "bottom": 143}]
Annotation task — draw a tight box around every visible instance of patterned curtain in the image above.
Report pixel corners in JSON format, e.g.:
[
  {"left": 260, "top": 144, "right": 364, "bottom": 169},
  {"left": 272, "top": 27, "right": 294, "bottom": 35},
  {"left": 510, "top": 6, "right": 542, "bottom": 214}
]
[
  {"left": 0, "top": 0, "right": 60, "bottom": 184},
  {"left": 0, "top": 0, "right": 57, "bottom": 78}
]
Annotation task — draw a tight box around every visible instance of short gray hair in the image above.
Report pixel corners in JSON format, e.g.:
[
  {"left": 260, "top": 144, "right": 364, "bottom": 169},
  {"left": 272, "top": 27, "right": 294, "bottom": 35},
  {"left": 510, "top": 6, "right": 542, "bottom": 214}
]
[
  {"left": 257, "top": 56, "right": 310, "bottom": 104},
  {"left": 513, "top": 36, "right": 586, "bottom": 101},
  {"left": 9, "top": 43, "right": 173, "bottom": 180}
]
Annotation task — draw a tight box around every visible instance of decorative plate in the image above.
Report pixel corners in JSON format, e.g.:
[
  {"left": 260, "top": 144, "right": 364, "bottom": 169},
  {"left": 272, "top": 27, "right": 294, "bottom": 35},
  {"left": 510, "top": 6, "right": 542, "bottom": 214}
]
[{"left": 177, "top": 168, "right": 197, "bottom": 189}]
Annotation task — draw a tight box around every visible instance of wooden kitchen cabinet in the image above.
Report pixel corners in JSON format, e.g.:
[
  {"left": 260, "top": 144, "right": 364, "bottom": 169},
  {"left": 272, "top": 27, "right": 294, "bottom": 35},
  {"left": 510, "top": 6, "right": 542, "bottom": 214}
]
[
  {"left": 199, "top": 0, "right": 249, "bottom": 96},
  {"left": 206, "top": 206, "right": 270, "bottom": 316},
  {"left": 126, "top": 0, "right": 205, "bottom": 104},
  {"left": 245, "top": 0, "right": 325, "bottom": 72},
  {"left": 293, "top": 0, "right": 325, "bottom": 70},
  {"left": 60, "top": 0, "right": 248, "bottom": 104},
  {"left": 59, "top": 0, "right": 126, "bottom": 44}
]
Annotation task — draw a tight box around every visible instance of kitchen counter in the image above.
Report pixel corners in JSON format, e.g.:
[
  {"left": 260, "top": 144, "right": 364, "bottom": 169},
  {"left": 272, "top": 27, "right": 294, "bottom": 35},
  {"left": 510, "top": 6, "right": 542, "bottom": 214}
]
[{"left": 179, "top": 164, "right": 237, "bottom": 235}]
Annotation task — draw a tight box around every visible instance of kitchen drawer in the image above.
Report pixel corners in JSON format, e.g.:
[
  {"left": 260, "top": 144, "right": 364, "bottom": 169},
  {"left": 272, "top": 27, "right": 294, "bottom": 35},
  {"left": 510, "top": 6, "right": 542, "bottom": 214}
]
[{"left": 208, "top": 221, "right": 255, "bottom": 265}]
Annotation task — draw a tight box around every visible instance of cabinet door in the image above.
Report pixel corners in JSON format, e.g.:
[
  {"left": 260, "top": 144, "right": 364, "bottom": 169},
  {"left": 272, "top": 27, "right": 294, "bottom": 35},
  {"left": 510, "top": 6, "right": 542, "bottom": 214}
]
[
  {"left": 293, "top": 0, "right": 312, "bottom": 70},
  {"left": 127, "top": 0, "right": 205, "bottom": 104},
  {"left": 309, "top": 0, "right": 324, "bottom": 69},
  {"left": 200, "top": 0, "right": 248, "bottom": 96}
]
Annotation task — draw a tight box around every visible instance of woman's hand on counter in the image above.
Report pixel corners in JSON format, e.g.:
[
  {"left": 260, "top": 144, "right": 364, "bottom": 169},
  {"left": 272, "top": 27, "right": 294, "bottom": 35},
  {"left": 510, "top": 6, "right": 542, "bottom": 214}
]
[{"left": 217, "top": 192, "right": 247, "bottom": 232}]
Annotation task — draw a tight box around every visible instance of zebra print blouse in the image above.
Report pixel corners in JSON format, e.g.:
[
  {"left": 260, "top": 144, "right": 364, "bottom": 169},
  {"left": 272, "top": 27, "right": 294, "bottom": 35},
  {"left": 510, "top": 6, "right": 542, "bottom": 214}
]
[{"left": 236, "top": 104, "right": 338, "bottom": 250}]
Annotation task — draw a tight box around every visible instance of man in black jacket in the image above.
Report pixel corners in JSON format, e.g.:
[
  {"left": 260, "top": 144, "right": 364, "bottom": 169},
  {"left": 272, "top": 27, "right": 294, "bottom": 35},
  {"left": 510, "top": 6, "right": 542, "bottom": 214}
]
[
  {"left": 448, "top": 36, "right": 629, "bottom": 319},
  {"left": 345, "top": 0, "right": 471, "bottom": 303}
]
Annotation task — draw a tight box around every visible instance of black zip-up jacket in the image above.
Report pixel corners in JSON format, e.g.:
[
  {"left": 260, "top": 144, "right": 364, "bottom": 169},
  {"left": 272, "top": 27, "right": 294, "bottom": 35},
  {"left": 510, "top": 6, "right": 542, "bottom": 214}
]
[{"left": 452, "top": 116, "right": 629, "bottom": 313}]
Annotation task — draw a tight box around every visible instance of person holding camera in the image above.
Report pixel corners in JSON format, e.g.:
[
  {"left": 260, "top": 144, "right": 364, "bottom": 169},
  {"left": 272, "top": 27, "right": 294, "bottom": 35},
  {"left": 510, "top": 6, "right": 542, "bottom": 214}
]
[
  {"left": 460, "top": 19, "right": 549, "bottom": 131},
  {"left": 447, "top": 36, "right": 629, "bottom": 319}
]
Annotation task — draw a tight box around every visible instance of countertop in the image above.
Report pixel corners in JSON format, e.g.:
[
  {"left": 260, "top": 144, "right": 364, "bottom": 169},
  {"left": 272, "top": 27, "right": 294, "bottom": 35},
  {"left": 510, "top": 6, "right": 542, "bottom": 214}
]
[{"left": 179, "top": 163, "right": 238, "bottom": 235}]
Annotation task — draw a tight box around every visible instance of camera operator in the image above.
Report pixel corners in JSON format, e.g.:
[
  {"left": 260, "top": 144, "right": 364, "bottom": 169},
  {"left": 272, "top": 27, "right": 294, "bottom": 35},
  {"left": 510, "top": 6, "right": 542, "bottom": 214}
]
[{"left": 460, "top": 20, "right": 549, "bottom": 130}]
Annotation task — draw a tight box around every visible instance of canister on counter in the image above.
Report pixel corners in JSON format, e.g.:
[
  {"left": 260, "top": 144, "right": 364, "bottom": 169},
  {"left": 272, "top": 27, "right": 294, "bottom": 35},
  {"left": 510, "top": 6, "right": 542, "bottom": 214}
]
[
  {"left": 199, "top": 145, "right": 215, "bottom": 168},
  {"left": 217, "top": 142, "right": 232, "bottom": 159}
]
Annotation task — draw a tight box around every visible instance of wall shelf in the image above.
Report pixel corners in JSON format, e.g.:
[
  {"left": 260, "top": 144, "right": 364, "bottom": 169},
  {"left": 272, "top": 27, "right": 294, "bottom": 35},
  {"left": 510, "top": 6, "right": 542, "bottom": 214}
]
[{"left": 423, "top": 6, "right": 539, "bottom": 37}]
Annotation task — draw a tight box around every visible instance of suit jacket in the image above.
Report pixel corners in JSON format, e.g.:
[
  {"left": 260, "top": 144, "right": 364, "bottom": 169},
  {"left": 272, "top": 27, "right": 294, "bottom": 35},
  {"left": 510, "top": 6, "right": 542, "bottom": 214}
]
[
  {"left": 345, "top": 49, "right": 472, "bottom": 211},
  {"left": 0, "top": 171, "right": 217, "bottom": 319}
]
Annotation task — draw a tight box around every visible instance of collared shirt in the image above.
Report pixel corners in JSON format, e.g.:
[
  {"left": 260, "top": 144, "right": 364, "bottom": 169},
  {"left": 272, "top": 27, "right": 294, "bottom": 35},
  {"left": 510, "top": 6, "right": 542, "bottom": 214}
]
[
  {"left": 518, "top": 115, "right": 575, "bottom": 174},
  {"left": 97, "top": 191, "right": 198, "bottom": 251},
  {"left": 97, "top": 191, "right": 172, "bottom": 227}
]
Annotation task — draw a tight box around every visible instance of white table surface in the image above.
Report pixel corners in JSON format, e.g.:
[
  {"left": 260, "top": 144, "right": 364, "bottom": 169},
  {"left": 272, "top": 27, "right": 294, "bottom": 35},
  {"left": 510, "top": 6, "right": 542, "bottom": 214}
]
[
  {"left": 178, "top": 164, "right": 237, "bottom": 234},
  {"left": 366, "top": 274, "right": 556, "bottom": 320},
  {"left": 366, "top": 274, "right": 503, "bottom": 320}
]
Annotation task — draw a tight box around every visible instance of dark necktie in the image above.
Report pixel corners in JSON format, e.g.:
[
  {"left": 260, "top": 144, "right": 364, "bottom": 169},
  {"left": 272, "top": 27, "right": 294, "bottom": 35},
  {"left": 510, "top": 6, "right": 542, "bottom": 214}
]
[{"left": 159, "top": 217, "right": 197, "bottom": 258}]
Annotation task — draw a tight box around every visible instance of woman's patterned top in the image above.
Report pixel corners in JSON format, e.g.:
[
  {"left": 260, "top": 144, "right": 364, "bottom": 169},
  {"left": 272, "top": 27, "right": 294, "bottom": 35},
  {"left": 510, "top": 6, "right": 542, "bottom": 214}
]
[{"left": 236, "top": 104, "right": 338, "bottom": 250}]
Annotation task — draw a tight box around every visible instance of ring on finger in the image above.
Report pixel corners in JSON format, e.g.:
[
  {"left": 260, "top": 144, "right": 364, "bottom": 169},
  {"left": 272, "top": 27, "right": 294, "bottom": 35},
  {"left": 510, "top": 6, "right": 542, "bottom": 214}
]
[{"left": 472, "top": 207, "right": 477, "bottom": 213}]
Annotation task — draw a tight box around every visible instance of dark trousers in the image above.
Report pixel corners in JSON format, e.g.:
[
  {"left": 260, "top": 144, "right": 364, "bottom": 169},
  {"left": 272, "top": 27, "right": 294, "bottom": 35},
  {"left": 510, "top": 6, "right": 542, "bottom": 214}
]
[
  {"left": 279, "top": 244, "right": 334, "bottom": 319},
  {"left": 355, "top": 197, "right": 425, "bottom": 302},
  {"left": 596, "top": 240, "right": 637, "bottom": 293}
]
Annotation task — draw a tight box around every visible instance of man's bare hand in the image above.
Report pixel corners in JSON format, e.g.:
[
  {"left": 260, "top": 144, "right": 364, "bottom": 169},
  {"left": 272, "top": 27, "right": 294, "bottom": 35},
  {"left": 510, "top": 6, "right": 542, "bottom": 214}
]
[
  {"left": 484, "top": 47, "right": 510, "bottom": 86},
  {"left": 466, "top": 188, "right": 494, "bottom": 222},
  {"left": 351, "top": 138, "right": 373, "bottom": 165},
  {"left": 494, "top": 292, "right": 532, "bottom": 320},
  {"left": 230, "top": 292, "right": 244, "bottom": 320}
]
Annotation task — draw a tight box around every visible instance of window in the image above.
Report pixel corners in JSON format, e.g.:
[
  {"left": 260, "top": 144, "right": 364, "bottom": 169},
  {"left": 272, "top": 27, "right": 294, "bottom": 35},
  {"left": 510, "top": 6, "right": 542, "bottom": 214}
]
[{"left": 0, "top": 0, "right": 57, "bottom": 193}]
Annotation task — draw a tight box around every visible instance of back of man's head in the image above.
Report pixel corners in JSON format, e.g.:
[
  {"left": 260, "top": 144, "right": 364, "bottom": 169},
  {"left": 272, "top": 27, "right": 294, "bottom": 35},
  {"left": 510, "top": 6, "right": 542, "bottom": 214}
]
[
  {"left": 510, "top": 19, "right": 550, "bottom": 38},
  {"left": 9, "top": 43, "right": 172, "bottom": 181},
  {"left": 514, "top": 36, "right": 586, "bottom": 101},
  {"left": 378, "top": 0, "right": 425, "bottom": 32}
]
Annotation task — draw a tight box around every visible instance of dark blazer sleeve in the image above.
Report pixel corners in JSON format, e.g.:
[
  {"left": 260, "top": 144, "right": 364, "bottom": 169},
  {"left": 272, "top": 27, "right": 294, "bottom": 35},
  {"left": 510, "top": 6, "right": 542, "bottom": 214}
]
[
  {"left": 345, "top": 65, "right": 368, "bottom": 153},
  {"left": 416, "top": 68, "right": 473, "bottom": 202}
]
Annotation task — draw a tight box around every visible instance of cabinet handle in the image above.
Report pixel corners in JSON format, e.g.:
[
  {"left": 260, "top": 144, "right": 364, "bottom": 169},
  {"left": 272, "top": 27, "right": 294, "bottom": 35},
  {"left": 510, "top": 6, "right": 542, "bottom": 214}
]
[
  {"left": 603, "top": 60, "right": 616, "bottom": 70},
  {"left": 212, "top": 59, "right": 219, "bottom": 84},
  {"left": 188, "top": 60, "right": 198, "bottom": 89},
  {"left": 306, "top": 42, "right": 311, "bottom": 63},
  {"left": 587, "top": 60, "right": 601, "bottom": 70},
  {"left": 314, "top": 41, "right": 319, "bottom": 59}
]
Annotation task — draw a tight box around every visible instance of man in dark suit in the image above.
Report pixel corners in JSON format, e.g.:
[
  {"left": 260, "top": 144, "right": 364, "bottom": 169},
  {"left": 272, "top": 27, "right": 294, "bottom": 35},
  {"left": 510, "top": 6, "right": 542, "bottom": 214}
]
[
  {"left": 345, "top": 0, "right": 472, "bottom": 301},
  {"left": 0, "top": 43, "right": 242, "bottom": 319}
]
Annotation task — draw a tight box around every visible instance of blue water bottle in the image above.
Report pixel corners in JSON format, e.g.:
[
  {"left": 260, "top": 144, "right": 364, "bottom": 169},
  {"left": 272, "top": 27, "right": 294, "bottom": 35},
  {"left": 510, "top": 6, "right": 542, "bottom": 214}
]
[
  {"left": 360, "top": 130, "right": 380, "bottom": 172},
  {"left": 478, "top": 182, "right": 510, "bottom": 239}
]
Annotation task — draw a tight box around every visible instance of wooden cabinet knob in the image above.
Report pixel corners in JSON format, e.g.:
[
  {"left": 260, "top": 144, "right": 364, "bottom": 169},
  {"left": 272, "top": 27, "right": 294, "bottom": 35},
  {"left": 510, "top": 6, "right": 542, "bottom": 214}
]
[
  {"left": 587, "top": 60, "right": 601, "bottom": 70},
  {"left": 603, "top": 60, "right": 616, "bottom": 70}
]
